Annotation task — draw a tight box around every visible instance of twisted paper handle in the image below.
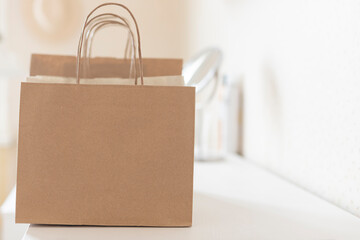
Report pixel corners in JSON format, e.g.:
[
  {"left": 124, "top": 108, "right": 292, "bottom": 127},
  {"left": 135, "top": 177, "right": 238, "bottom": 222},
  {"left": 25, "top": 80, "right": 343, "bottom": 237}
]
[
  {"left": 81, "top": 13, "right": 136, "bottom": 79},
  {"left": 76, "top": 3, "right": 144, "bottom": 85},
  {"left": 83, "top": 14, "right": 134, "bottom": 59}
]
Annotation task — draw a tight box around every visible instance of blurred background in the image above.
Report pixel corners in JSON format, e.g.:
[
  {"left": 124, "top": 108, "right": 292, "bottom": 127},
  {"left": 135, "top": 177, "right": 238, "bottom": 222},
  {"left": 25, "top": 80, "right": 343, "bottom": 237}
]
[{"left": 1, "top": 0, "right": 360, "bottom": 231}]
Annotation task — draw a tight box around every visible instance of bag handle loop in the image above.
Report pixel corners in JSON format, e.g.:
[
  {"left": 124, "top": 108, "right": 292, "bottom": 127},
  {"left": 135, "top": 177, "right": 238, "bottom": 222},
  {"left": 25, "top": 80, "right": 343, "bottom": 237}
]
[
  {"left": 76, "top": 3, "right": 144, "bottom": 85},
  {"left": 83, "top": 14, "right": 134, "bottom": 60},
  {"left": 80, "top": 13, "right": 136, "bottom": 79}
]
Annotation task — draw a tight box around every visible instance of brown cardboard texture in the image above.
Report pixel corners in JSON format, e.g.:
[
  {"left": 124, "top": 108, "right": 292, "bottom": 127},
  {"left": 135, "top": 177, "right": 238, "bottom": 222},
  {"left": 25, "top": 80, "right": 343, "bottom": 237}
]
[
  {"left": 16, "top": 82, "right": 195, "bottom": 226},
  {"left": 30, "top": 54, "right": 183, "bottom": 78}
]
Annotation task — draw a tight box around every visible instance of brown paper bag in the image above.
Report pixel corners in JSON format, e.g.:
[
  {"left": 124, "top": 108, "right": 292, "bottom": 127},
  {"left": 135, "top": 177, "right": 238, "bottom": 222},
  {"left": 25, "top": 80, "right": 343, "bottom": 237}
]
[
  {"left": 30, "top": 54, "right": 183, "bottom": 79},
  {"left": 29, "top": 54, "right": 184, "bottom": 85},
  {"left": 16, "top": 3, "right": 195, "bottom": 227}
]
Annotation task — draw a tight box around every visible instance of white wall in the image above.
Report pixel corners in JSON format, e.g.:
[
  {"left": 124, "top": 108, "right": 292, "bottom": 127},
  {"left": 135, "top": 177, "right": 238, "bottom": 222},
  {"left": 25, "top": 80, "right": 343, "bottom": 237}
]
[{"left": 187, "top": 0, "right": 360, "bottom": 217}]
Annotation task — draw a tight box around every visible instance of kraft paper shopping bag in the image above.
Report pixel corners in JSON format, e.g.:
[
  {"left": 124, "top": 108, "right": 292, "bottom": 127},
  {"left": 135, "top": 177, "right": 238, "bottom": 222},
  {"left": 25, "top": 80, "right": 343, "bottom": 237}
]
[{"left": 16, "top": 2, "right": 195, "bottom": 227}]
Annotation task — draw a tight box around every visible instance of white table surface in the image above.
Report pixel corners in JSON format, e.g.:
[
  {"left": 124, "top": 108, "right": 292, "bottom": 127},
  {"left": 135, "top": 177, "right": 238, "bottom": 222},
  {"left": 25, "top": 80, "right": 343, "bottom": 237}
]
[
  {"left": 0, "top": 188, "right": 28, "bottom": 240},
  {"left": 4, "top": 154, "right": 360, "bottom": 239}
]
